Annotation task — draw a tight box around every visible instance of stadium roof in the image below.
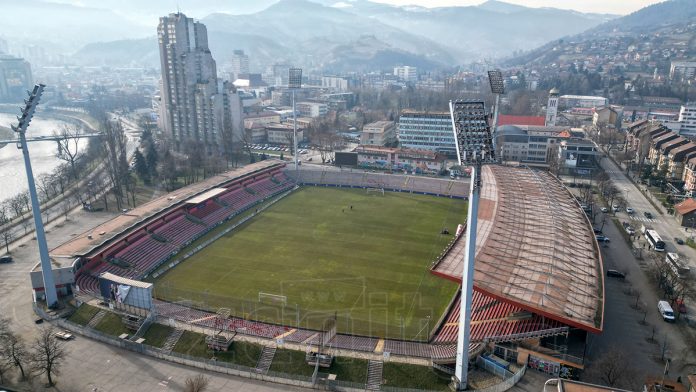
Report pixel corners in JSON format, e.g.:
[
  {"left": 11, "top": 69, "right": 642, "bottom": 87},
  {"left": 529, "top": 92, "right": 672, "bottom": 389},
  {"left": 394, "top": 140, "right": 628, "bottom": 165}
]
[
  {"left": 433, "top": 165, "right": 604, "bottom": 333},
  {"left": 100, "top": 272, "right": 152, "bottom": 289},
  {"left": 186, "top": 188, "right": 228, "bottom": 204},
  {"left": 48, "top": 160, "right": 285, "bottom": 265}
]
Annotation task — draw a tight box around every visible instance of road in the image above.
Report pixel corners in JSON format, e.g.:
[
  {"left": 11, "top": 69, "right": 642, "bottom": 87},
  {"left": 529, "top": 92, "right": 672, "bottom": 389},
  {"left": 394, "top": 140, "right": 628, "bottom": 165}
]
[{"left": 597, "top": 155, "right": 696, "bottom": 270}]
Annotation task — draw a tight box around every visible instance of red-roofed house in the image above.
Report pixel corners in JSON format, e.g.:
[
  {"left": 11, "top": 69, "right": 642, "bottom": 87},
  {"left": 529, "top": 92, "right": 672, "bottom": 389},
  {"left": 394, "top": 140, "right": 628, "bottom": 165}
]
[
  {"left": 497, "top": 114, "right": 546, "bottom": 127},
  {"left": 674, "top": 198, "right": 696, "bottom": 227}
]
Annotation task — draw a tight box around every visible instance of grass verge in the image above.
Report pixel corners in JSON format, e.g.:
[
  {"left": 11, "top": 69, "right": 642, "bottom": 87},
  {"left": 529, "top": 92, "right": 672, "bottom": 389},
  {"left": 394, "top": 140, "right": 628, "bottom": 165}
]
[
  {"left": 269, "top": 348, "right": 315, "bottom": 377},
  {"left": 67, "top": 303, "right": 101, "bottom": 326},
  {"left": 141, "top": 323, "right": 174, "bottom": 348},
  {"left": 94, "top": 312, "right": 130, "bottom": 337},
  {"left": 382, "top": 362, "right": 451, "bottom": 390}
]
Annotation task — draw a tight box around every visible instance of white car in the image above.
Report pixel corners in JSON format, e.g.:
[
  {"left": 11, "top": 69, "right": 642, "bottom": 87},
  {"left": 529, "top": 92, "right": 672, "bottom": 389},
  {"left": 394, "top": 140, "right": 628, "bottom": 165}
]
[
  {"left": 601, "top": 207, "right": 608, "bottom": 213},
  {"left": 626, "top": 207, "right": 634, "bottom": 214},
  {"left": 55, "top": 331, "right": 74, "bottom": 340}
]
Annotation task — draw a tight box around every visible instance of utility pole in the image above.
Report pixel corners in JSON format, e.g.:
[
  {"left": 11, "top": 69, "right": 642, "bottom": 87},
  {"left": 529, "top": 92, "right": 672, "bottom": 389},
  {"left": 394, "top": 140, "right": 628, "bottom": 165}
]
[{"left": 11, "top": 84, "right": 58, "bottom": 308}]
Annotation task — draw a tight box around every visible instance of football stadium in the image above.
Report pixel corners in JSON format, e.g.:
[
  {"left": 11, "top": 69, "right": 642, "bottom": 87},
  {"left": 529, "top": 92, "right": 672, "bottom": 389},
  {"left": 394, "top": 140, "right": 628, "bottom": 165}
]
[{"left": 36, "top": 159, "right": 604, "bottom": 381}]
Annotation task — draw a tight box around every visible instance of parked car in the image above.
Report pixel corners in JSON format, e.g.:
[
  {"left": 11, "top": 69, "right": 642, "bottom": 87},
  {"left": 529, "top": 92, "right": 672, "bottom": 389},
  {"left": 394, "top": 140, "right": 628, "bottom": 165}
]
[
  {"left": 623, "top": 223, "right": 635, "bottom": 235},
  {"left": 644, "top": 211, "right": 653, "bottom": 219},
  {"left": 658, "top": 301, "right": 676, "bottom": 322},
  {"left": 675, "top": 237, "right": 685, "bottom": 245},
  {"left": 0, "top": 255, "right": 13, "bottom": 263},
  {"left": 54, "top": 331, "right": 74, "bottom": 340},
  {"left": 606, "top": 269, "right": 626, "bottom": 279},
  {"left": 601, "top": 207, "right": 609, "bottom": 213},
  {"left": 626, "top": 207, "right": 635, "bottom": 214},
  {"left": 593, "top": 228, "right": 603, "bottom": 234},
  {"left": 596, "top": 235, "right": 610, "bottom": 243},
  {"left": 612, "top": 204, "right": 620, "bottom": 212}
]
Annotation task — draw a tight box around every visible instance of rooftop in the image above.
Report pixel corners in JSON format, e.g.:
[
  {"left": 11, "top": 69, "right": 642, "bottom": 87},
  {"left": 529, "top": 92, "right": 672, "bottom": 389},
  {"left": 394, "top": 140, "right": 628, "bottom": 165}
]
[
  {"left": 497, "top": 114, "right": 546, "bottom": 127},
  {"left": 48, "top": 160, "right": 284, "bottom": 266},
  {"left": 433, "top": 165, "right": 604, "bottom": 332},
  {"left": 675, "top": 198, "right": 696, "bottom": 216}
]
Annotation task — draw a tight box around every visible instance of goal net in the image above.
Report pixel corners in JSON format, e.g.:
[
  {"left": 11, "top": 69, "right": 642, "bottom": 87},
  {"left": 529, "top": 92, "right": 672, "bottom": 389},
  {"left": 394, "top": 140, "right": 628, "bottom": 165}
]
[
  {"left": 366, "top": 187, "right": 385, "bottom": 195},
  {"left": 258, "top": 292, "right": 287, "bottom": 306}
]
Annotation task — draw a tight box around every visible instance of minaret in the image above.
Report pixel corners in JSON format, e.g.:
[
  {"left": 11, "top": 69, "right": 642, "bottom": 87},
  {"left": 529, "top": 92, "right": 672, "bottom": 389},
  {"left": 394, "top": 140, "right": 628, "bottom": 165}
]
[{"left": 545, "top": 88, "right": 560, "bottom": 126}]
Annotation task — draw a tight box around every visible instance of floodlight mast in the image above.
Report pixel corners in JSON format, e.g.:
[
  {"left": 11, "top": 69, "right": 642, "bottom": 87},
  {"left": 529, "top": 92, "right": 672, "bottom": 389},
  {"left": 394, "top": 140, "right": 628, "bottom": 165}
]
[
  {"left": 11, "top": 84, "right": 58, "bottom": 308},
  {"left": 288, "top": 68, "right": 302, "bottom": 170},
  {"left": 487, "top": 70, "right": 505, "bottom": 155},
  {"left": 449, "top": 100, "right": 496, "bottom": 390}
]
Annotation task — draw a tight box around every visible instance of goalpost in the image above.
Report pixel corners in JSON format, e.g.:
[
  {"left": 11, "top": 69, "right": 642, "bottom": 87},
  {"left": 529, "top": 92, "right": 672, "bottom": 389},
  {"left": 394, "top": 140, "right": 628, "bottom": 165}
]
[
  {"left": 366, "top": 187, "right": 385, "bottom": 195},
  {"left": 258, "top": 292, "right": 288, "bottom": 306}
]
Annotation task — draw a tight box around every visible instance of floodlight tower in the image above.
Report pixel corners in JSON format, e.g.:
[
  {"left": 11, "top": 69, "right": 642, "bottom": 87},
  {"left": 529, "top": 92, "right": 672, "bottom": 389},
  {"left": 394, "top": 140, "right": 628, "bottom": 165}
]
[
  {"left": 288, "top": 68, "right": 302, "bottom": 169},
  {"left": 487, "top": 70, "right": 505, "bottom": 153},
  {"left": 11, "top": 84, "right": 58, "bottom": 308},
  {"left": 449, "top": 100, "right": 497, "bottom": 390}
]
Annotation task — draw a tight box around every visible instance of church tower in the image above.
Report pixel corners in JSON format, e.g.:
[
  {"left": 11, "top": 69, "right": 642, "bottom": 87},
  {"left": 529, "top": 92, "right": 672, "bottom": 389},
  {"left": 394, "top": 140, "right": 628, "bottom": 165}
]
[{"left": 545, "top": 88, "right": 560, "bottom": 126}]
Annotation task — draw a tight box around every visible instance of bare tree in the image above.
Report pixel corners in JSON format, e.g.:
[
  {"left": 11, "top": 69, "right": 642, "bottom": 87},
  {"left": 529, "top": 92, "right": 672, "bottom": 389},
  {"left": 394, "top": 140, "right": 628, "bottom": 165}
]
[
  {"left": 8, "top": 194, "right": 26, "bottom": 220},
  {"left": 184, "top": 374, "right": 210, "bottom": 392},
  {"left": 37, "top": 174, "right": 55, "bottom": 204},
  {"left": 61, "top": 199, "right": 72, "bottom": 220},
  {"left": 30, "top": 327, "right": 66, "bottom": 387},
  {"left": 3, "top": 333, "right": 29, "bottom": 381},
  {"left": 101, "top": 120, "right": 128, "bottom": 210},
  {"left": 54, "top": 125, "right": 84, "bottom": 180},
  {"left": 584, "top": 346, "right": 638, "bottom": 389},
  {"left": 0, "top": 206, "right": 13, "bottom": 253}
]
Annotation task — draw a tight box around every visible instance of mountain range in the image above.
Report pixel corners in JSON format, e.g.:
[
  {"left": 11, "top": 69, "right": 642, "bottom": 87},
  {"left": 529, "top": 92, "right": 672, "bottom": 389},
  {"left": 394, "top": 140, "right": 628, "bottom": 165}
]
[
  {"left": 4, "top": 0, "right": 620, "bottom": 71},
  {"left": 504, "top": 0, "right": 696, "bottom": 67}
]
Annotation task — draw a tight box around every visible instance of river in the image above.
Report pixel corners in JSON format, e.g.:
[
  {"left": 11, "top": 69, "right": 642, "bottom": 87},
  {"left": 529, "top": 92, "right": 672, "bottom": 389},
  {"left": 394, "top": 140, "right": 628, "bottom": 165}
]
[{"left": 0, "top": 111, "right": 87, "bottom": 204}]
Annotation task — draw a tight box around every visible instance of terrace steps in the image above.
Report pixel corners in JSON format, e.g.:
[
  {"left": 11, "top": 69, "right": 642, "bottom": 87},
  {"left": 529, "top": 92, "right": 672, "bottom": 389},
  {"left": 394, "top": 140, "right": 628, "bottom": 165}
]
[
  {"left": 255, "top": 346, "right": 276, "bottom": 374},
  {"left": 366, "top": 360, "right": 383, "bottom": 390},
  {"left": 87, "top": 310, "right": 107, "bottom": 329},
  {"left": 162, "top": 328, "right": 185, "bottom": 353}
]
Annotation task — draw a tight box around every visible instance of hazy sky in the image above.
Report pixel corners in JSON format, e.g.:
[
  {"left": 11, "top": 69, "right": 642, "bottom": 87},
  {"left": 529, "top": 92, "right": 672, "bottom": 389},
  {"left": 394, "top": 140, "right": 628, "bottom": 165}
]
[{"left": 372, "top": 0, "right": 664, "bottom": 15}]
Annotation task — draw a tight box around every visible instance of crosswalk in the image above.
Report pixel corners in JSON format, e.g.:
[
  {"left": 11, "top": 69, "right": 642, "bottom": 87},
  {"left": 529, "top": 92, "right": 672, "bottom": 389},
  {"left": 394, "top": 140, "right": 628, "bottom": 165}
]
[{"left": 628, "top": 216, "right": 657, "bottom": 223}]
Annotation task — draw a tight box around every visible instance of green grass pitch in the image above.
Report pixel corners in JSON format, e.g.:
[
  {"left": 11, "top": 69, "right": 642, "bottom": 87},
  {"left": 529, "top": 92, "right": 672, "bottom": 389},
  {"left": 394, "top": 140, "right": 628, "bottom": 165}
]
[{"left": 154, "top": 186, "right": 465, "bottom": 340}]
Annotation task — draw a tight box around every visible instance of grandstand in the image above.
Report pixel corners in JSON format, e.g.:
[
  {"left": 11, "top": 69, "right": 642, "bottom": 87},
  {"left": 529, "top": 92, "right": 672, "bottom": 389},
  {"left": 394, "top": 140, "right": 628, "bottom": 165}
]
[{"left": 41, "top": 162, "right": 603, "bottom": 375}]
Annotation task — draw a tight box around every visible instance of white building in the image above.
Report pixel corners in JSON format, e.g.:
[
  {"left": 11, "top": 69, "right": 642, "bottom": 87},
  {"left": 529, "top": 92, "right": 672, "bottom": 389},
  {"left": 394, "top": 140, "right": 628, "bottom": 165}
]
[
  {"left": 558, "top": 95, "right": 608, "bottom": 109},
  {"left": 676, "top": 103, "right": 696, "bottom": 137},
  {"left": 230, "top": 49, "right": 249, "bottom": 81},
  {"left": 670, "top": 61, "right": 696, "bottom": 80},
  {"left": 398, "top": 110, "right": 457, "bottom": 157},
  {"left": 393, "top": 66, "right": 417, "bottom": 82},
  {"left": 296, "top": 101, "right": 327, "bottom": 118},
  {"left": 360, "top": 121, "right": 396, "bottom": 146},
  {"left": 321, "top": 76, "right": 352, "bottom": 92}
]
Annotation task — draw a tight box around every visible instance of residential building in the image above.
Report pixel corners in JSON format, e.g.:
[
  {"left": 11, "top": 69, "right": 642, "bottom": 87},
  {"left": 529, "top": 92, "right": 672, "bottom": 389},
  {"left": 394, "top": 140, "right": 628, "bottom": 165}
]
[
  {"left": 592, "top": 106, "right": 621, "bottom": 128},
  {"left": 244, "top": 122, "right": 267, "bottom": 144},
  {"left": 393, "top": 66, "right": 417, "bottom": 82},
  {"left": 655, "top": 136, "right": 689, "bottom": 172},
  {"left": 558, "top": 95, "right": 608, "bottom": 109},
  {"left": 398, "top": 110, "right": 457, "bottom": 157},
  {"left": 266, "top": 123, "right": 303, "bottom": 145},
  {"left": 0, "top": 54, "right": 32, "bottom": 102},
  {"left": 647, "top": 131, "right": 681, "bottom": 166},
  {"left": 295, "top": 101, "right": 327, "bottom": 118},
  {"left": 271, "top": 88, "right": 312, "bottom": 106},
  {"left": 355, "top": 145, "right": 445, "bottom": 174},
  {"left": 321, "top": 76, "right": 357, "bottom": 92},
  {"left": 683, "top": 158, "right": 696, "bottom": 194},
  {"left": 157, "top": 13, "right": 241, "bottom": 154},
  {"left": 677, "top": 103, "right": 696, "bottom": 137},
  {"left": 243, "top": 112, "right": 281, "bottom": 129},
  {"left": 545, "top": 88, "right": 559, "bottom": 126},
  {"left": 666, "top": 142, "right": 696, "bottom": 180},
  {"left": 230, "top": 50, "right": 249, "bottom": 81},
  {"left": 319, "top": 92, "right": 356, "bottom": 110},
  {"left": 360, "top": 121, "right": 396, "bottom": 146},
  {"left": 670, "top": 60, "right": 696, "bottom": 80}
]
